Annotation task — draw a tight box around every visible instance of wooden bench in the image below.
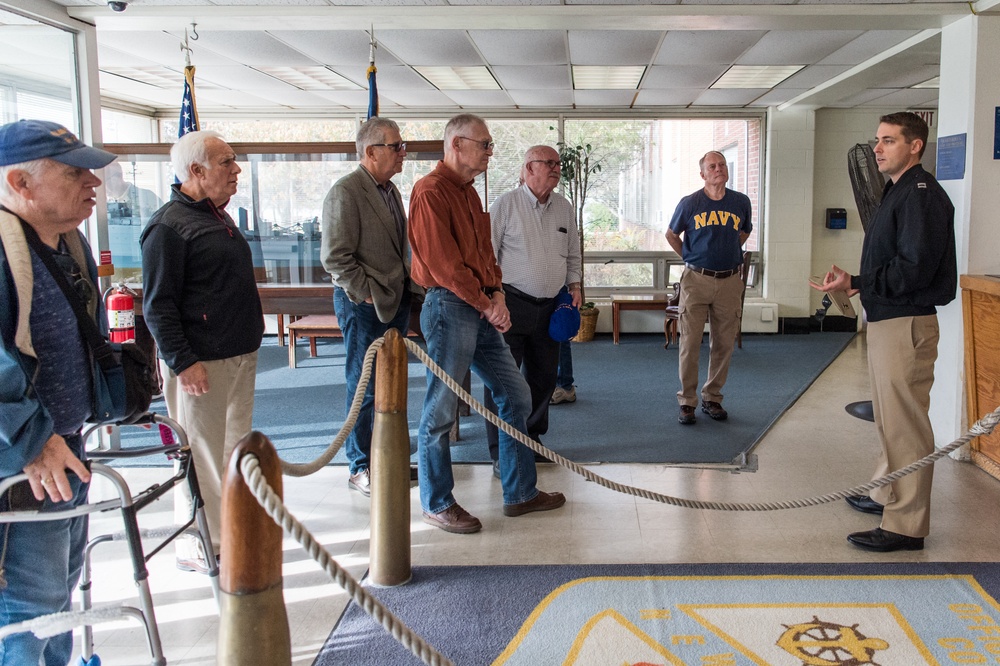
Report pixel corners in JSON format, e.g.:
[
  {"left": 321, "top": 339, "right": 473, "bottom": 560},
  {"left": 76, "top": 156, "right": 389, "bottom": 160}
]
[{"left": 286, "top": 314, "right": 341, "bottom": 368}]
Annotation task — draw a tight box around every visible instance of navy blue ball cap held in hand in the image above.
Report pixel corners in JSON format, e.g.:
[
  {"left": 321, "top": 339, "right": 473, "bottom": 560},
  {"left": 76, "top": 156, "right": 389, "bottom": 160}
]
[
  {"left": 0, "top": 119, "right": 117, "bottom": 169},
  {"left": 549, "top": 286, "right": 581, "bottom": 342}
]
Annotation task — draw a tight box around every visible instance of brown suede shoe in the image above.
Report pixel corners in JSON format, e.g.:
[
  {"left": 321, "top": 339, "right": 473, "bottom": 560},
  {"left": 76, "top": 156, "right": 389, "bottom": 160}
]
[
  {"left": 701, "top": 400, "right": 728, "bottom": 421},
  {"left": 678, "top": 405, "right": 696, "bottom": 425},
  {"left": 503, "top": 490, "right": 566, "bottom": 517},
  {"left": 422, "top": 504, "right": 482, "bottom": 534}
]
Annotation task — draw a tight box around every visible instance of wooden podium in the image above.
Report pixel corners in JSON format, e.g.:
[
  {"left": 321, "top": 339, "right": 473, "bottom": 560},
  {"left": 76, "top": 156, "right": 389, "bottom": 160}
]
[{"left": 961, "top": 274, "right": 1000, "bottom": 481}]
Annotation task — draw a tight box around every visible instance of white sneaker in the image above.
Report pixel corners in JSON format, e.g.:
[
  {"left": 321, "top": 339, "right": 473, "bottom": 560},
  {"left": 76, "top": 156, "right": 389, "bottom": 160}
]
[{"left": 550, "top": 386, "right": 576, "bottom": 404}]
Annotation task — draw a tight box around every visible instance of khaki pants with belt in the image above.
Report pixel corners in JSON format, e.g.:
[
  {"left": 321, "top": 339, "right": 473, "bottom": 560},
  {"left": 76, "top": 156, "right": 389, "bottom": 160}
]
[
  {"left": 676, "top": 269, "right": 744, "bottom": 406},
  {"left": 867, "top": 315, "right": 938, "bottom": 538},
  {"left": 162, "top": 351, "right": 258, "bottom": 554}
]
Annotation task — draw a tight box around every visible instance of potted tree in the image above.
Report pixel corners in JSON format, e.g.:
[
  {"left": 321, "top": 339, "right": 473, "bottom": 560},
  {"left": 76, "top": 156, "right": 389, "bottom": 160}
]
[{"left": 557, "top": 140, "right": 602, "bottom": 341}]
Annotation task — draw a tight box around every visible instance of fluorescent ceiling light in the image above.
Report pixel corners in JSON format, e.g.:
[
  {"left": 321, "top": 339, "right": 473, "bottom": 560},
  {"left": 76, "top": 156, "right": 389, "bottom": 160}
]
[
  {"left": 414, "top": 66, "right": 500, "bottom": 90},
  {"left": 712, "top": 65, "right": 803, "bottom": 89},
  {"left": 256, "top": 66, "right": 361, "bottom": 91},
  {"left": 572, "top": 66, "right": 645, "bottom": 90},
  {"left": 911, "top": 76, "right": 939, "bottom": 89}
]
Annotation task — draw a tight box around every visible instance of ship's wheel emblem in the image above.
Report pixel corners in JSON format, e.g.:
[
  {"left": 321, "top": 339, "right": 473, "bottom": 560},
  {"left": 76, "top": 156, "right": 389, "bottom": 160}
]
[{"left": 776, "top": 616, "right": 889, "bottom": 665}]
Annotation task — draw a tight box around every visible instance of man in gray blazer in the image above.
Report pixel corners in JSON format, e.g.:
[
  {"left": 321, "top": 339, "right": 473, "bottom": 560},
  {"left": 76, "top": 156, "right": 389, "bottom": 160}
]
[{"left": 321, "top": 117, "right": 415, "bottom": 496}]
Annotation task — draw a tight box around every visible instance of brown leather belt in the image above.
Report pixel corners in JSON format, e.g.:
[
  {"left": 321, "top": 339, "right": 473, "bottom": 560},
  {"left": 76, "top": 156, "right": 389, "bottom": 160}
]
[{"left": 685, "top": 263, "right": 740, "bottom": 279}]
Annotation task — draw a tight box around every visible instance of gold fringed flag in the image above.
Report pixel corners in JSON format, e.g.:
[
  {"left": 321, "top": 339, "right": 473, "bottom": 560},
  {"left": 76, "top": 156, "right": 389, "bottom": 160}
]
[{"left": 180, "top": 65, "right": 200, "bottom": 136}]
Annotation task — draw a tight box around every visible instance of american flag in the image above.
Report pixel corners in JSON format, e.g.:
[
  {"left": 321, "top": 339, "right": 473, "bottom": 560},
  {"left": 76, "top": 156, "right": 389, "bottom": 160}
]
[
  {"left": 366, "top": 62, "right": 378, "bottom": 120},
  {"left": 180, "top": 65, "right": 200, "bottom": 136}
]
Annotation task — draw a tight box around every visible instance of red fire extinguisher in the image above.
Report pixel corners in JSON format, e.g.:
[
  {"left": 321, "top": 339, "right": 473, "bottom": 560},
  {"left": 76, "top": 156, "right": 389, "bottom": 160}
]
[{"left": 105, "top": 284, "right": 136, "bottom": 343}]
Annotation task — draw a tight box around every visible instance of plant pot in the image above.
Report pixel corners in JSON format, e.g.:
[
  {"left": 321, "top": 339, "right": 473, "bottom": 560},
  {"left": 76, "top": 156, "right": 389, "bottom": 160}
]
[{"left": 573, "top": 307, "right": 600, "bottom": 342}]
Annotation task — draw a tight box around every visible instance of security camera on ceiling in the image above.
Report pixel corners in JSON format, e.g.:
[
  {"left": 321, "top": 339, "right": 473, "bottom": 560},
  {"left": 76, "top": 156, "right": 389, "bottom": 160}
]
[{"left": 107, "top": 1, "right": 128, "bottom": 11}]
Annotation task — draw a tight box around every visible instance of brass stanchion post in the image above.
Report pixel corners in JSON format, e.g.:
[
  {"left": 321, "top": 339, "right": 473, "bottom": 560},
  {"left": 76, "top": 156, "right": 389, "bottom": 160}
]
[
  {"left": 217, "top": 432, "right": 291, "bottom": 665},
  {"left": 370, "top": 328, "right": 412, "bottom": 586}
]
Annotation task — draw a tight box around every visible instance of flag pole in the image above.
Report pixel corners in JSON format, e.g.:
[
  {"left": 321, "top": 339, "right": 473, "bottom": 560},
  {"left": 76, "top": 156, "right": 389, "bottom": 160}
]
[
  {"left": 366, "top": 26, "right": 378, "bottom": 121},
  {"left": 179, "top": 23, "right": 200, "bottom": 137}
]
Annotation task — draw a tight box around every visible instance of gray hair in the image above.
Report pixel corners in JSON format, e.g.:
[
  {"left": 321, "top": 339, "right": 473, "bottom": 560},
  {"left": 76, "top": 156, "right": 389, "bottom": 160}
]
[
  {"left": 171, "top": 130, "right": 226, "bottom": 183},
  {"left": 443, "top": 113, "right": 486, "bottom": 152},
  {"left": 356, "top": 117, "right": 400, "bottom": 158},
  {"left": 698, "top": 150, "right": 726, "bottom": 172},
  {"left": 0, "top": 158, "right": 47, "bottom": 199}
]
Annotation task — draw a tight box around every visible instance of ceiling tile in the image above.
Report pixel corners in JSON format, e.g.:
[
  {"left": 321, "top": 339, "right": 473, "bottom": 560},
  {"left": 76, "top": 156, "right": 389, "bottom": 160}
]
[
  {"left": 873, "top": 64, "right": 940, "bottom": 89},
  {"left": 491, "top": 65, "right": 571, "bottom": 90},
  {"left": 184, "top": 88, "right": 276, "bottom": 110},
  {"left": 378, "top": 89, "right": 456, "bottom": 107},
  {"left": 573, "top": 89, "right": 638, "bottom": 106},
  {"left": 817, "top": 30, "right": 921, "bottom": 66},
  {"left": 859, "top": 88, "right": 938, "bottom": 108},
  {"left": 267, "top": 30, "right": 402, "bottom": 68},
  {"left": 567, "top": 30, "right": 662, "bottom": 66},
  {"left": 469, "top": 29, "right": 567, "bottom": 66},
  {"left": 737, "top": 30, "right": 864, "bottom": 66},
  {"left": 654, "top": 30, "right": 766, "bottom": 66},
  {"left": 99, "top": 31, "right": 242, "bottom": 68},
  {"left": 692, "top": 88, "right": 768, "bottom": 106},
  {"left": 325, "top": 64, "right": 433, "bottom": 90},
  {"left": 177, "top": 30, "right": 319, "bottom": 67},
  {"left": 642, "top": 64, "right": 726, "bottom": 88},
  {"left": 97, "top": 45, "right": 169, "bottom": 70},
  {"left": 193, "top": 64, "right": 306, "bottom": 91},
  {"left": 633, "top": 89, "right": 701, "bottom": 106},
  {"left": 747, "top": 88, "right": 805, "bottom": 106},
  {"left": 444, "top": 90, "right": 515, "bottom": 107},
  {"left": 775, "top": 64, "right": 853, "bottom": 89},
  {"left": 376, "top": 30, "right": 483, "bottom": 66},
  {"left": 309, "top": 90, "right": 376, "bottom": 108},
  {"left": 507, "top": 89, "right": 575, "bottom": 107}
]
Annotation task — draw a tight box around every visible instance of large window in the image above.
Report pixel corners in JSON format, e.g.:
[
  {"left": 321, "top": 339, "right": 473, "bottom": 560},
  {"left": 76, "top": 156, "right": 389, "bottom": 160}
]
[
  {"left": 0, "top": 9, "right": 78, "bottom": 128},
  {"left": 137, "top": 114, "right": 763, "bottom": 293}
]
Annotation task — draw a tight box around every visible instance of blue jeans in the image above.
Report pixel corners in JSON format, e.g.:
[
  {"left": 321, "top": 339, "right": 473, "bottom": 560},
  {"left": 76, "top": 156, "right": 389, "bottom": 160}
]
[
  {"left": 333, "top": 287, "right": 412, "bottom": 475},
  {"left": 418, "top": 288, "right": 538, "bottom": 513},
  {"left": 556, "top": 340, "right": 574, "bottom": 390},
  {"left": 0, "top": 435, "right": 89, "bottom": 666}
]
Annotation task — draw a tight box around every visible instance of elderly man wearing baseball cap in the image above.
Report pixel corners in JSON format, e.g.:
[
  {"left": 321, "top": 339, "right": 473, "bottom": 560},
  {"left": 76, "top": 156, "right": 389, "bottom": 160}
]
[{"left": 0, "top": 119, "right": 117, "bottom": 664}]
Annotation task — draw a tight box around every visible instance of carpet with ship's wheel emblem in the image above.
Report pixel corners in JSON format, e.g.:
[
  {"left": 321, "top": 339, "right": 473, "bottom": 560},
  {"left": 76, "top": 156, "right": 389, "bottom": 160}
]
[{"left": 319, "top": 562, "right": 1000, "bottom": 666}]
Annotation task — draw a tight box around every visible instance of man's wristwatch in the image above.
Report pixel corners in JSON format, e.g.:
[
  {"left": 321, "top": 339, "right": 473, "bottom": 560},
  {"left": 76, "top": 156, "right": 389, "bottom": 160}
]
[{"left": 484, "top": 286, "right": 504, "bottom": 297}]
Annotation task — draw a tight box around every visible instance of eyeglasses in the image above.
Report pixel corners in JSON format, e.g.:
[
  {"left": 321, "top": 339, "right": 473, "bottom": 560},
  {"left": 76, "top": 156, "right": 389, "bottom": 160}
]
[
  {"left": 457, "top": 136, "right": 495, "bottom": 151},
  {"left": 51, "top": 250, "right": 97, "bottom": 312},
  {"left": 528, "top": 159, "right": 561, "bottom": 170},
  {"left": 370, "top": 142, "right": 407, "bottom": 153}
]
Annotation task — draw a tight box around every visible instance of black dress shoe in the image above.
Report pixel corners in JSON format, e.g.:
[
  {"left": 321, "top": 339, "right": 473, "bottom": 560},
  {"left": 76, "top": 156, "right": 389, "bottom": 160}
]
[
  {"left": 845, "top": 494, "right": 884, "bottom": 515},
  {"left": 847, "top": 527, "right": 924, "bottom": 552}
]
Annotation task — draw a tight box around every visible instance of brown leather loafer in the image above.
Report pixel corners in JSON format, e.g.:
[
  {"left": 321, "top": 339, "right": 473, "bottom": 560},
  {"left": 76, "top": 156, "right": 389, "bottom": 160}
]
[
  {"left": 678, "top": 405, "right": 696, "bottom": 425},
  {"left": 503, "top": 490, "right": 566, "bottom": 517},
  {"left": 847, "top": 527, "right": 924, "bottom": 552},
  {"left": 422, "top": 504, "right": 482, "bottom": 534},
  {"left": 701, "top": 400, "right": 728, "bottom": 420}
]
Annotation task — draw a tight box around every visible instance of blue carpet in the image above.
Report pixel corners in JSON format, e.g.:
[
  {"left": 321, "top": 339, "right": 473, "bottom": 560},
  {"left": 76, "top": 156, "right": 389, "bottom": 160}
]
[
  {"left": 318, "top": 562, "right": 1000, "bottom": 666},
  {"left": 116, "top": 332, "right": 855, "bottom": 467}
]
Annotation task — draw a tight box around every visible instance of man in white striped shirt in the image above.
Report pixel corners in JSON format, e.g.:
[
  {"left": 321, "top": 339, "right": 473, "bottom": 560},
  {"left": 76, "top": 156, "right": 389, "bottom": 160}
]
[{"left": 484, "top": 145, "right": 582, "bottom": 471}]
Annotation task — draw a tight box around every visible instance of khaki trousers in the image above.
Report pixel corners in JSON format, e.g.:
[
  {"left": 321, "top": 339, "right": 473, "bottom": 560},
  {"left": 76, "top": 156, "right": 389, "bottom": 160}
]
[
  {"left": 676, "top": 269, "right": 744, "bottom": 406},
  {"left": 866, "top": 315, "right": 938, "bottom": 538},
  {"left": 162, "top": 352, "right": 258, "bottom": 552}
]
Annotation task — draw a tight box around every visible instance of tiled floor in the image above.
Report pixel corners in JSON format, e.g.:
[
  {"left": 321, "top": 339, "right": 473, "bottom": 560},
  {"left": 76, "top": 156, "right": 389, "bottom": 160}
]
[{"left": 75, "top": 334, "right": 1000, "bottom": 664}]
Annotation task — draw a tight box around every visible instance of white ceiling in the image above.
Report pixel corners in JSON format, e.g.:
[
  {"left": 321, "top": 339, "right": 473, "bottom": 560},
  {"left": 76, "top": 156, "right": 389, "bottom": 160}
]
[{"left": 5, "top": 0, "right": 1000, "bottom": 117}]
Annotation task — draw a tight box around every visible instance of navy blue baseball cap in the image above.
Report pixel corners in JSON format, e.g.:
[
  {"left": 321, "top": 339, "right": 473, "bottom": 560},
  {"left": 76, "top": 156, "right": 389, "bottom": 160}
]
[
  {"left": 549, "top": 287, "right": 581, "bottom": 342},
  {"left": 0, "top": 119, "right": 116, "bottom": 169}
]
